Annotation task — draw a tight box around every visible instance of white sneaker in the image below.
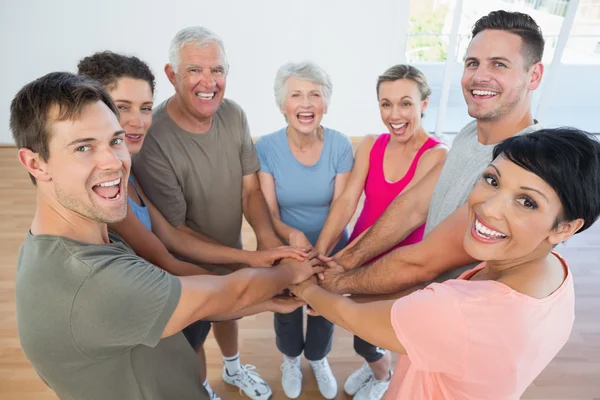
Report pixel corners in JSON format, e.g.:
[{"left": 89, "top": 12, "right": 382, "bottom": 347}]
[
  {"left": 281, "top": 356, "right": 302, "bottom": 399},
  {"left": 353, "top": 378, "right": 390, "bottom": 400},
  {"left": 308, "top": 357, "right": 337, "bottom": 399},
  {"left": 207, "top": 388, "right": 222, "bottom": 400},
  {"left": 222, "top": 364, "right": 272, "bottom": 400},
  {"left": 344, "top": 363, "right": 374, "bottom": 396}
]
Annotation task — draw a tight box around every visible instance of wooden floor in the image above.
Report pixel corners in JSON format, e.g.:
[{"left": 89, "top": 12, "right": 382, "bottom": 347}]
[{"left": 1, "top": 146, "right": 599, "bottom": 400}]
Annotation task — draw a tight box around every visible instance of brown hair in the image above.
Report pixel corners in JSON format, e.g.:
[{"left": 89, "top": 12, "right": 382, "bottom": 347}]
[
  {"left": 10, "top": 72, "right": 118, "bottom": 184},
  {"left": 471, "top": 10, "right": 544, "bottom": 69},
  {"left": 376, "top": 64, "right": 432, "bottom": 117}
]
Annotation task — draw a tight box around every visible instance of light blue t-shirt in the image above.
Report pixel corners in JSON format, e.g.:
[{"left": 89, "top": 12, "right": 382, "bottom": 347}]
[
  {"left": 128, "top": 175, "right": 152, "bottom": 232},
  {"left": 255, "top": 127, "right": 354, "bottom": 253}
]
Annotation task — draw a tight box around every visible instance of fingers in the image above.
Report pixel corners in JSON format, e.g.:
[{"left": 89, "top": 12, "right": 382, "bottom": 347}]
[
  {"left": 306, "top": 248, "right": 320, "bottom": 260},
  {"left": 306, "top": 307, "right": 321, "bottom": 317},
  {"left": 311, "top": 266, "right": 325, "bottom": 275},
  {"left": 317, "top": 254, "right": 332, "bottom": 263},
  {"left": 317, "top": 272, "right": 325, "bottom": 280}
]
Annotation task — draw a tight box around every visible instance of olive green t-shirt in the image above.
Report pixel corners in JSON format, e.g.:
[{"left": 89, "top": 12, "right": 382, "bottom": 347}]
[
  {"left": 15, "top": 231, "right": 208, "bottom": 400},
  {"left": 133, "top": 98, "right": 260, "bottom": 251}
]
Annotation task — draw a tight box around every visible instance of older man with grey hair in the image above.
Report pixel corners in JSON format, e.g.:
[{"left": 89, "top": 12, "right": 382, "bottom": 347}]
[{"left": 134, "top": 26, "right": 285, "bottom": 400}]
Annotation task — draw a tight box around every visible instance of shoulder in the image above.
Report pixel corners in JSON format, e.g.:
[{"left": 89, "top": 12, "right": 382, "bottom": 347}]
[
  {"left": 420, "top": 139, "right": 449, "bottom": 165},
  {"left": 355, "top": 134, "right": 378, "bottom": 155},
  {"left": 455, "top": 120, "right": 478, "bottom": 140},
  {"left": 218, "top": 98, "right": 246, "bottom": 120},
  {"left": 324, "top": 127, "right": 351, "bottom": 146},
  {"left": 255, "top": 128, "right": 286, "bottom": 153}
]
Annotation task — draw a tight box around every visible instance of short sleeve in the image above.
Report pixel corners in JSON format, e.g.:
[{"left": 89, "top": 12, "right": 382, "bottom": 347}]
[
  {"left": 391, "top": 284, "right": 468, "bottom": 376},
  {"left": 71, "top": 253, "right": 181, "bottom": 359},
  {"left": 255, "top": 137, "right": 273, "bottom": 175},
  {"left": 132, "top": 134, "right": 187, "bottom": 227},
  {"left": 239, "top": 109, "right": 260, "bottom": 176},
  {"left": 335, "top": 132, "right": 354, "bottom": 174}
]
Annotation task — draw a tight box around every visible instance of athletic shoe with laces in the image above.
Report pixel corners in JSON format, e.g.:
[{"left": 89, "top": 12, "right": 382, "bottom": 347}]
[
  {"left": 222, "top": 364, "right": 272, "bottom": 400},
  {"left": 308, "top": 357, "right": 337, "bottom": 399},
  {"left": 353, "top": 377, "right": 390, "bottom": 400},
  {"left": 344, "top": 362, "right": 374, "bottom": 396},
  {"left": 280, "top": 356, "right": 302, "bottom": 399}
]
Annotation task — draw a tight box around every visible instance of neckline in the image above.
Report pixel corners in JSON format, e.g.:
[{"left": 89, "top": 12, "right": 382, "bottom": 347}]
[
  {"left": 283, "top": 126, "right": 328, "bottom": 169},
  {"left": 462, "top": 252, "right": 569, "bottom": 303},
  {"left": 381, "top": 135, "right": 436, "bottom": 185}
]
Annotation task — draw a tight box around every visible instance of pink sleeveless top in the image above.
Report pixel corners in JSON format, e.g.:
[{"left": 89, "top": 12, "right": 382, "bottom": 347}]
[{"left": 349, "top": 134, "right": 441, "bottom": 265}]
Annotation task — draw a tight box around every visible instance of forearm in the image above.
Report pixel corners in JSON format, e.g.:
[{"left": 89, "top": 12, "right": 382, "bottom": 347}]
[
  {"left": 160, "top": 258, "right": 214, "bottom": 277},
  {"left": 167, "top": 225, "right": 254, "bottom": 266},
  {"left": 243, "top": 188, "right": 281, "bottom": 247},
  {"left": 204, "top": 300, "right": 274, "bottom": 321},
  {"left": 333, "top": 247, "right": 435, "bottom": 295},
  {"left": 341, "top": 193, "right": 426, "bottom": 268},
  {"left": 315, "top": 196, "right": 358, "bottom": 255},
  {"left": 301, "top": 285, "right": 359, "bottom": 333}
]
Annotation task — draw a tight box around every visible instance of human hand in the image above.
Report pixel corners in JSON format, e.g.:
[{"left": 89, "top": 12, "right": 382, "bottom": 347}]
[
  {"left": 316, "top": 255, "right": 346, "bottom": 294},
  {"left": 289, "top": 275, "right": 319, "bottom": 301},
  {"left": 286, "top": 258, "right": 325, "bottom": 285},
  {"left": 247, "top": 246, "right": 309, "bottom": 268},
  {"left": 267, "top": 296, "right": 306, "bottom": 314}
]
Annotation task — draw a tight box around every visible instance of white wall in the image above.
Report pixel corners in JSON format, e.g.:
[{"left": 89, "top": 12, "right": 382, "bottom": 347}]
[{"left": 1, "top": 0, "right": 598, "bottom": 145}]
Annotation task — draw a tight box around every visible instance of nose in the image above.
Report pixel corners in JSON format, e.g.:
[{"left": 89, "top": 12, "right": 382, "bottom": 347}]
[
  {"left": 472, "top": 65, "right": 491, "bottom": 84},
  {"left": 199, "top": 68, "right": 216, "bottom": 88},
  {"left": 479, "top": 191, "right": 506, "bottom": 221},
  {"left": 97, "top": 144, "right": 126, "bottom": 171},
  {"left": 125, "top": 111, "right": 143, "bottom": 129}
]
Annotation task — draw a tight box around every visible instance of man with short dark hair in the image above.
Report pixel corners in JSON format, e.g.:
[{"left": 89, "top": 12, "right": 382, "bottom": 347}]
[
  {"left": 322, "top": 11, "right": 546, "bottom": 398},
  {"left": 12, "top": 72, "right": 321, "bottom": 400}
]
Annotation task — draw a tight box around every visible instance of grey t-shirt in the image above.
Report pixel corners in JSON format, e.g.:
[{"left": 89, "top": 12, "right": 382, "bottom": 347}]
[
  {"left": 15, "top": 231, "right": 207, "bottom": 400},
  {"left": 133, "top": 98, "right": 260, "bottom": 251},
  {"left": 425, "top": 120, "right": 542, "bottom": 280}
]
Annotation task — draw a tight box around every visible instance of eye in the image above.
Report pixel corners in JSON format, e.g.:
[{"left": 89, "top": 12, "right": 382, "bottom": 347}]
[
  {"left": 483, "top": 173, "right": 498, "bottom": 187},
  {"left": 466, "top": 61, "right": 479, "bottom": 68},
  {"left": 189, "top": 68, "right": 200, "bottom": 73},
  {"left": 517, "top": 196, "right": 537, "bottom": 210},
  {"left": 117, "top": 105, "right": 129, "bottom": 111},
  {"left": 211, "top": 68, "right": 225, "bottom": 75},
  {"left": 381, "top": 102, "right": 390, "bottom": 108},
  {"left": 141, "top": 107, "right": 153, "bottom": 112},
  {"left": 110, "top": 137, "right": 124, "bottom": 146},
  {"left": 291, "top": 93, "right": 300, "bottom": 98},
  {"left": 311, "top": 93, "right": 321, "bottom": 97},
  {"left": 494, "top": 62, "right": 506, "bottom": 68},
  {"left": 76, "top": 145, "right": 91, "bottom": 152},
  {"left": 403, "top": 102, "right": 412, "bottom": 107}
]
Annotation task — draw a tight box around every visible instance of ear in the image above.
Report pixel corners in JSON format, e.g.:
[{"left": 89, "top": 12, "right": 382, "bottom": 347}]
[
  {"left": 421, "top": 97, "right": 430, "bottom": 114},
  {"left": 18, "top": 148, "right": 51, "bottom": 183},
  {"left": 547, "top": 218, "right": 584, "bottom": 245},
  {"left": 528, "top": 62, "right": 544, "bottom": 91},
  {"left": 164, "top": 64, "right": 177, "bottom": 87}
]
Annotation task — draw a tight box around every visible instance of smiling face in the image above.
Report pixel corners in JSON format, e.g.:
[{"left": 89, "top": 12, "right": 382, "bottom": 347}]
[
  {"left": 42, "top": 101, "right": 130, "bottom": 224},
  {"left": 461, "top": 30, "right": 537, "bottom": 121},
  {"left": 378, "top": 79, "right": 428, "bottom": 143},
  {"left": 109, "top": 77, "right": 153, "bottom": 155},
  {"left": 167, "top": 42, "right": 227, "bottom": 121},
  {"left": 463, "top": 156, "right": 567, "bottom": 263},
  {"left": 282, "top": 77, "right": 327, "bottom": 135}
]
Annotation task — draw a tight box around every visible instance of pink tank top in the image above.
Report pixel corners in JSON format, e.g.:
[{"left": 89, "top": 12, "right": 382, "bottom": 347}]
[{"left": 349, "top": 134, "right": 441, "bottom": 265}]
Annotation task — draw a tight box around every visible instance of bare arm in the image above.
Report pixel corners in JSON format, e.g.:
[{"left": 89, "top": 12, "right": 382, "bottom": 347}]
[
  {"left": 162, "top": 258, "right": 323, "bottom": 338},
  {"left": 322, "top": 203, "right": 475, "bottom": 295},
  {"left": 339, "top": 151, "right": 447, "bottom": 268},
  {"left": 291, "top": 280, "right": 406, "bottom": 355},
  {"left": 315, "top": 136, "right": 374, "bottom": 255},
  {"left": 257, "top": 171, "right": 311, "bottom": 248},
  {"left": 205, "top": 296, "right": 305, "bottom": 321},
  {"left": 243, "top": 172, "right": 284, "bottom": 249},
  {"left": 109, "top": 208, "right": 212, "bottom": 277}
]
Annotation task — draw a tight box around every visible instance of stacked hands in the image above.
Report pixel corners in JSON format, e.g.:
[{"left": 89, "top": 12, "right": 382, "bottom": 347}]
[{"left": 262, "top": 231, "right": 353, "bottom": 316}]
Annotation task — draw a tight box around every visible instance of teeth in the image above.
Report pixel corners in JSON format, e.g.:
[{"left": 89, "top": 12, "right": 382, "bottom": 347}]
[
  {"left": 472, "top": 90, "right": 498, "bottom": 96},
  {"left": 196, "top": 92, "right": 215, "bottom": 99},
  {"left": 391, "top": 123, "right": 407, "bottom": 129},
  {"left": 298, "top": 113, "right": 314, "bottom": 117},
  {"left": 97, "top": 178, "right": 120, "bottom": 187},
  {"left": 475, "top": 219, "right": 506, "bottom": 238}
]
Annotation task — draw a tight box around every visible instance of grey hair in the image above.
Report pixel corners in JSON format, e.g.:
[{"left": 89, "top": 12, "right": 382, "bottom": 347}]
[
  {"left": 169, "top": 26, "right": 229, "bottom": 72},
  {"left": 274, "top": 61, "right": 332, "bottom": 110}
]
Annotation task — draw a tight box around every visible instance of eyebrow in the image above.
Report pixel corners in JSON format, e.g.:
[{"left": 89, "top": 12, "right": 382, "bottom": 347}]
[
  {"left": 186, "top": 64, "right": 225, "bottom": 70},
  {"left": 489, "top": 164, "right": 501, "bottom": 177},
  {"left": 114, "top": 99, "right": 154, "bottom": 105},
  {"left": 520, "top": 186, "right": 549, "bottom": 202},
  {"left": 67, "top": 130, "right": 125, "bottom": 147}
]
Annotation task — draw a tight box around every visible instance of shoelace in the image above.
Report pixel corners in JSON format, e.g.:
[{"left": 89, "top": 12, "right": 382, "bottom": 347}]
[
  {"left": 233, "top": 365, "right": 268, "bottom": 397},
  {"left": 356, "top": 364, "right": 374, "bottom": 386},
  {"left": 311, "top": 359, "right": 331, "bottom": 383},
  {"left": 281, "top": 359, "right": 302, "bottom": 380},
  {"left": 362, "top": 379, "right": 389, "bottom": 399}
]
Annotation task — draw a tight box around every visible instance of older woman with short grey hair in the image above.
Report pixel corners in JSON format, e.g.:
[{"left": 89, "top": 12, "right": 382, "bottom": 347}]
[{"left": 255, "top": 61, "right": 354, "bottom": 399}]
